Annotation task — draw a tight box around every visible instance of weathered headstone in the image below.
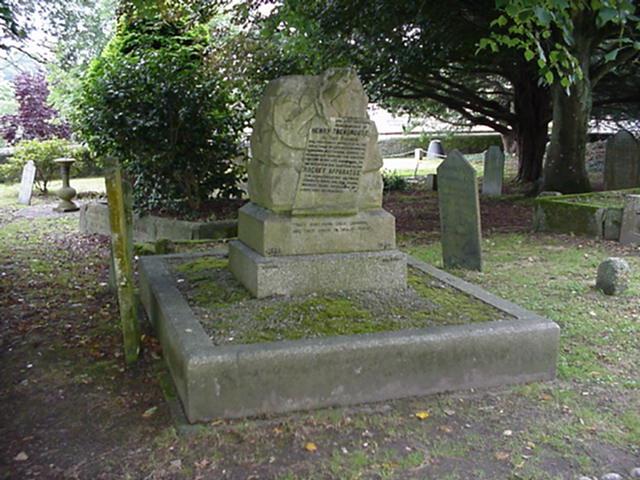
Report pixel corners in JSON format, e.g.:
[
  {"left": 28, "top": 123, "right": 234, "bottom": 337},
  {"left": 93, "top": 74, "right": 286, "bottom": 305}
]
[
  {"left": 437, "top": 150, "right": 482, "bottom": 271},
  {"left": 481, "top": 145, "right": 505, "bottom": 196},
  {"left": 596, "top": 257, "right": 630, "bottom": 295},
  {"left": 604, "top": 130, "right": 640, "bottom": 190},
  {"left": 620, "top": 194, "right": 640, "bottom": 245},
  {"left": 229, "top": 68, "right": 406, "bottom": 297},
  {"left": 17, "top": 160, "right": 36, "bottom": 205},
  {"left": 105, "top": 165, "right": 140, "bottom": 364}
]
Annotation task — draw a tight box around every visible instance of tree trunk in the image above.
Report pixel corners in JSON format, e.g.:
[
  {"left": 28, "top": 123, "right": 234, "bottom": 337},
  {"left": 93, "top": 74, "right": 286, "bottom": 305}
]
[
  {"left": 542, "top": 20, "right": 593, "bottom": 193},
  {"left": 512, "top": 69, "right": 551, "bottom": 183}
]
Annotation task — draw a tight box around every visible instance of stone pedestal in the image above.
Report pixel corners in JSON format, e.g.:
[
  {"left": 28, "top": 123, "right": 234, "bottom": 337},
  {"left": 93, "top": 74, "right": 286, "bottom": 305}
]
[
  {"left": 230, "top": 203, "right": 406, "bottom": 298},
  {"left": 237, "top": 203, "right": 396, "bottom": 256},
  {"left": 229, "top": 240, "right": 406, "bottom": 298},
  {"left": 53, "top": 157, "right": 79, "bottom": 212}
]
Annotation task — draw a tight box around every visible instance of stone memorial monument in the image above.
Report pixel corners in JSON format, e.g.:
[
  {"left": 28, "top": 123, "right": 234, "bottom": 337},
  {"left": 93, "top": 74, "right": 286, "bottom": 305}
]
[
  {"left": 604, "top": 130, "right": 640, "bottom": 190},
  {"left": 437, "top": 150, "right": 482, "bottom": 271},
  {"left": 481, "top": 145, "right": 505, "bottom": 196},
  {"left": 229, "top": 68, "right": 406, "bottom": 297},
  {"left": 619, "top": 194, "right": 640, "bottom": 245},
  {"left": 18, "top": 160, "right": 36, "bottom": 205}
]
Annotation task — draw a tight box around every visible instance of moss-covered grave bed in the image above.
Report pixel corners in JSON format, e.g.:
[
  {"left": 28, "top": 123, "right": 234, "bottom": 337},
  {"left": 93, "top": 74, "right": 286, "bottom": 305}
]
[
  {"left": 169, "top": 256, "right": 514, "bottom": 346},
  {"left": 534, "top": 188, "right": 640, "bottom": 240},
  {"left": 557, "top": 188, "right": 640, "bottom": 208}
]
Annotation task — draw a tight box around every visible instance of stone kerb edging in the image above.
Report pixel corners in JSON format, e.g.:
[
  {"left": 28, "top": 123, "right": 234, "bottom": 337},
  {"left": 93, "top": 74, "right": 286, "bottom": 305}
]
[
  {"left": 79, "top": 202, "right": 237, "bottom": 242},
  {"left": 533, "top": 189, "right": 640, "bottom": 241},
  {"left": 140, "top": 252, "right": 560, "bottom": 423}
]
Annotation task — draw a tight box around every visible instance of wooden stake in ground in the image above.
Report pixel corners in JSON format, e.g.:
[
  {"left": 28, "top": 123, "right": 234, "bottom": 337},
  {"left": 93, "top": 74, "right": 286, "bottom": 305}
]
[{"left": 105, "top": 165, "right": 140, "bottom": 363}]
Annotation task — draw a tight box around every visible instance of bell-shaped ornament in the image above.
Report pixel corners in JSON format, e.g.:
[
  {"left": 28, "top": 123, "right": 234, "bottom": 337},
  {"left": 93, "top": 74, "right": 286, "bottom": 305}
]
[{"left": 426, "top": 139, "right": 445, "bottom": 159}]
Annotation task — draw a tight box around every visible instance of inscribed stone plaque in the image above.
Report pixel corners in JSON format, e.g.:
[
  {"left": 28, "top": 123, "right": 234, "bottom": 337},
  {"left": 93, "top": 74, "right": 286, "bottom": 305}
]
[
  {"left": 18, "top": 160, "right": 36, "bottom": 205},
  {"left": 619, "top": 194, "right": 640, "bottom": 245},
  {"left": 437, "top": 150, "right": 482, "bottom": 271},
  {"left": 604, "top": 130, "right": 640, "bottom": 190},
  {"left": 248, "top": 68, "right": 382, "bottom": 213},
  {"left": 482, "top": 145, "right": 505, "bottom": 196},
  {"left": 292, "top": 117, "right": 370, "bottom": 215}
]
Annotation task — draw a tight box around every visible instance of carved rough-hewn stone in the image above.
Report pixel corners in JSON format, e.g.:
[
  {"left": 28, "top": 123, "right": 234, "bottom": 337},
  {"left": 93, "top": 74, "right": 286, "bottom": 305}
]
[{"left": 248, "top": 68, "right": 383, "bottom": 214}]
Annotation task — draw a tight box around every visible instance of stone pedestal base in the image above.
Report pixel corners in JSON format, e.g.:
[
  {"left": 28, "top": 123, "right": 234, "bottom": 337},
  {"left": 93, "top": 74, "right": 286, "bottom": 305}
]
[
  {"left": 229, "top": 240, "right": 407, "bottom": 298},
  {"left": 53, "top": 200, "right": 79, "bottom": 212},
  {"left": 237, "top": 203, "right": 396, "bottom": 256}
]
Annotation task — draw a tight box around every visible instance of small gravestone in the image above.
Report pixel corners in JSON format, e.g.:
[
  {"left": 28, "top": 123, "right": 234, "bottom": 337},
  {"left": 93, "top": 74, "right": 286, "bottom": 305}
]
[
  {"left": 437, "top": 150, "right": 482, "bottom": 271},
  {"left": 596, "top": 257, "right": 630, "bottom": 295},
  {"left": 425, "top": 173, "right": 437, "bottom": 191},
  {"left": 620, "top": 194, "right": 640, "bottom": 245},
  {"left": 604, "top": 130, "right": 640, "bottom": 190},
  {"left": 481, "top": 145, "right": 505, "bottom": 196},
  {"left": 18, "top": 160, "right": 36, "bottom": 205}
]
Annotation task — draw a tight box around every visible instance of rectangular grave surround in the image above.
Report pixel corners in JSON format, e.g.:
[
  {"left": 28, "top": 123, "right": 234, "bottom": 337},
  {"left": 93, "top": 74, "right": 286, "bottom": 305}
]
[
  {"left": 139, "top": 250, "right": 560, "bottom": 423},
  {"left": 534, "top": 188, "right": 640, "bottom": 240}
]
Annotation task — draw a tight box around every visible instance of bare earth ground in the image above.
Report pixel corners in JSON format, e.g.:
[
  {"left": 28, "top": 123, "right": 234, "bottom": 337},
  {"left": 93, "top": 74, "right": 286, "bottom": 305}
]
[{"left": 1, "top": 187, "right": 639, "bottom": 480}]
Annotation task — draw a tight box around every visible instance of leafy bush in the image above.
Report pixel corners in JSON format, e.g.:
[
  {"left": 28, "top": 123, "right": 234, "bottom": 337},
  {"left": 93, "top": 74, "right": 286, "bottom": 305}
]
[
  {"left": 0, "top": 139, "right": 79, "bottom": 193},
  {"left": 76, "top": 11, "right": 246, "bottom": 213},
  {"left": 382, "top": 170, "right": 408, "bottom": 192},
  {"left": 0, "top": 71, "right": 70, "bottom": 145}
]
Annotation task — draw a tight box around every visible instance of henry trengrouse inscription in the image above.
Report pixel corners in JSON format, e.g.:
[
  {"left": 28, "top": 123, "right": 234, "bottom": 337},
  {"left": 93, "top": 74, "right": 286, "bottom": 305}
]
[{"left": 294, "top": 117, "right": 371, "bottom": 213}]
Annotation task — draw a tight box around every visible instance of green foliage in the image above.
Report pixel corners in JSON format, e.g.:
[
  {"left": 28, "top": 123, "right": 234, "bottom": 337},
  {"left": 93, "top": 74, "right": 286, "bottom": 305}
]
[
  {"left": 0, "top": 138, "right": 79, "bottom": 193},
  {"left": 47, "top": 0, "right": 118, "bottom": 122},
  {"left": 486, "top": 0, "right": 640, "bottom": 88},
  {"left": 382, "top": 171, "right": 408, "bottom": 192},
  {"left": 76, "top": 10, "right": 246, "bottom": 213}
]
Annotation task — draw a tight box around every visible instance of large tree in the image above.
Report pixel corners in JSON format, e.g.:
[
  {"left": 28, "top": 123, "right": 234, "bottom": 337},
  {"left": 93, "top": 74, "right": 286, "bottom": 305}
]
[
  {"left": 234, "top": 0, "right": 552, "bottom": 183},
  {"left": 489, "top": 0, "right": 640, "bottom": 192}
]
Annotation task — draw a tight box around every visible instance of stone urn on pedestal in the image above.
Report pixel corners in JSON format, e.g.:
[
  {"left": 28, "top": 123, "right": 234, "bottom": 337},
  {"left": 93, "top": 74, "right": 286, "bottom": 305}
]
[{"left": 53, "top": 157, "right": 79, "bottom": 212}]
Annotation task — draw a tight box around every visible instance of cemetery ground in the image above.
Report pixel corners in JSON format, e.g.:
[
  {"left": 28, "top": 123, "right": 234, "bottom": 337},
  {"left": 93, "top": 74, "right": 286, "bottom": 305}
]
[{"left": 1, "top": 184, "right": 639, "bottom": 479}]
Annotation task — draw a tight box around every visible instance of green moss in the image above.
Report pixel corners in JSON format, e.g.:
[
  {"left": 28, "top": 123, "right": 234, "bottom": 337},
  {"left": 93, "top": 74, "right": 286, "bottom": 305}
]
[
  {"left": 172, "top": 256, "right": 510, "bottom": 345},
  {"left": 553, "top": 188, "right": 640, "bottom": 209},
  {"left": 538, "top": 201, "right": 601, "bottom": 236},
  {"left": 536, "top": 188, "right": 640, "bottom": 208},
  {"left": 175, "top": 257, "right": 249, "bottom": 307},
  {"left": 245, "top": 297, "right": 380, "bottom": 343},
  {"left": 175, "top": 256, "right": 227, "bottom": 274},
  {"left": 133, "top": 242, "right": 157, "bottom": 256},
  {"left": 408, "top": 274, "right": 504, "bottom": 324}
]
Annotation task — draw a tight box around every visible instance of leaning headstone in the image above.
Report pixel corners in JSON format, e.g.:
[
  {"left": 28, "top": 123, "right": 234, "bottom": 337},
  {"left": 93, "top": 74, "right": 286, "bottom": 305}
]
[
  {"left": 619, "top": 194, "right": 640, "bottom": 245},
  {"left": 603, "top": 130, "right": 640, "bottom": 190},
  {"left": 229, "top": 68, "right": 406, "bottom": 298},
  {"left": 17, "top": 160, "right": 36, "bottom": 205},
  {"left": 481, "top": 145, "right": 505, "bottom": 196},
  {"left": 596, "top": 257, "right": 630, "bottom": 295},
  {"left": 437, "top": 150, "right": 482, "bottom": 271},
  {"left": 105, "top": 164, "right": 140, "bottom": 363}
]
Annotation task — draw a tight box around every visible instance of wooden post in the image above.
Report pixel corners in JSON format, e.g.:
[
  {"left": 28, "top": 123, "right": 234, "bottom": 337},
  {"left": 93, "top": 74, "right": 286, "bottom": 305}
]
[{"left": 105, "top": 164, "right": 140, "bottom": 364}]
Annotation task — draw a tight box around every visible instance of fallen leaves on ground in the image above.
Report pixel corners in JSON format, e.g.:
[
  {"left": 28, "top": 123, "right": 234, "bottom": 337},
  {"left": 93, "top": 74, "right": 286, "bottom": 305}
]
[{"left": 414, "top": 411, "right": 430, "bottom": 420}]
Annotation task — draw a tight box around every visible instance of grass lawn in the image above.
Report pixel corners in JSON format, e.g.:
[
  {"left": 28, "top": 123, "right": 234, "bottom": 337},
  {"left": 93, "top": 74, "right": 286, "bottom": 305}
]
[
  {"left": 383, "top": 153, "right": 519, "bottom": 179},
  {"left": 1, "top": 206, "right": 638, "bottom": 478},
  {"left": 0, "top": 177, "right": 106, "bottom": 207}
]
